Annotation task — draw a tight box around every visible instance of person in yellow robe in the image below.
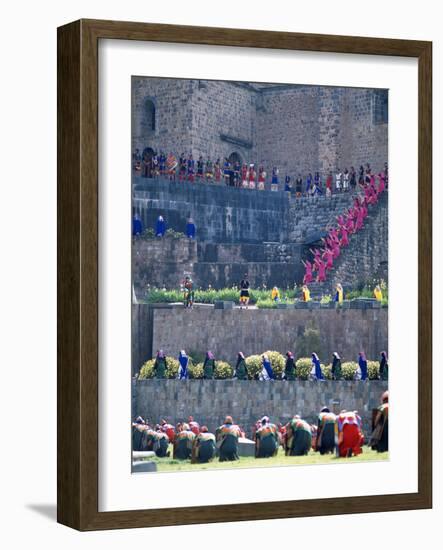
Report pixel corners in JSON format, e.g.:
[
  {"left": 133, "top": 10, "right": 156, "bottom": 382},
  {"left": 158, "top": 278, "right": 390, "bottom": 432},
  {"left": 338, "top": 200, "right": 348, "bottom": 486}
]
[
  {"left": 334, "top": 283, "right": 344, "bottom": 303},
  {"left": 374, "top": 285, "right": 383, "bottom": 301},
  {"left": 301, "top": 285, "right": 311, "bottom": 302},
  {"left": 271, "top": 287, "right": 280, "bottom": 302}
]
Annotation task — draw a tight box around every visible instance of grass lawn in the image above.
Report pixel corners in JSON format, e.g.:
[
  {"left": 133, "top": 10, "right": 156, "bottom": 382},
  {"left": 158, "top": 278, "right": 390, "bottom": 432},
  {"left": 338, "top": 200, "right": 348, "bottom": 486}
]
[{"left": 148, "top": 445, "right": 388, "bottom": 473}]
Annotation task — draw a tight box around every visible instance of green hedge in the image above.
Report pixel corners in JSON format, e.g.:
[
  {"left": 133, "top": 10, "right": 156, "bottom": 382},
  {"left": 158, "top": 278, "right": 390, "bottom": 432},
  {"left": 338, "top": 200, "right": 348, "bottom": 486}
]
[{"left": 139, "top": 356, "right": 180, "bottom": 379}]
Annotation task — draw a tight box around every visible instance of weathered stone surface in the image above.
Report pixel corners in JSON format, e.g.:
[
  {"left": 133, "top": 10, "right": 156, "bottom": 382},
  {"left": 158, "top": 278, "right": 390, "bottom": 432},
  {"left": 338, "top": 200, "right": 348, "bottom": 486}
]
[
  {"left": 132, "top": 304, "right": 388, "bottom": 371},
  {"left": 132, "top": 379, "right": 388, "bottom": 436}
]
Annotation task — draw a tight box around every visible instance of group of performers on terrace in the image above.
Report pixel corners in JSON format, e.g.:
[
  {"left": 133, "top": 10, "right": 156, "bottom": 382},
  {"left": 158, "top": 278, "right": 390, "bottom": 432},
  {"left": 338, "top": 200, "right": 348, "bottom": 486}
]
[
  {"left": 132, "top": 390, "right": 388, "bottom": 462},
  {"left": 302, "top": 170, "right": 387, "bottom": 285},
  {"left": 151, "top": 349, "right": 389, "bottom": 381},
  {"left": 133, "top": 148, "right": 388, "bottom": 197}
]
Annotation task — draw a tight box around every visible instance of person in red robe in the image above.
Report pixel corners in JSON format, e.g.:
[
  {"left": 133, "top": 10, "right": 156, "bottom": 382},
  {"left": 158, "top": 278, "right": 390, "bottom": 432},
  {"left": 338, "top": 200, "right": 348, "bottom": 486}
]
[
  {"left": 337, "top": 410, "right": 364, "bottom": 457},
  {"left": 302, "top": 260, "right": 314, "bottom": 284}
]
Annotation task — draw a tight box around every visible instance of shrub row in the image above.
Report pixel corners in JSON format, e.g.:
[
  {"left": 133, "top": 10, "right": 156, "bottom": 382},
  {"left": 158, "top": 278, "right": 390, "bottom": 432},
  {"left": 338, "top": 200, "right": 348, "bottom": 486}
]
[{"left": 138, "top": 353, "right": 382, "bottom": 380}]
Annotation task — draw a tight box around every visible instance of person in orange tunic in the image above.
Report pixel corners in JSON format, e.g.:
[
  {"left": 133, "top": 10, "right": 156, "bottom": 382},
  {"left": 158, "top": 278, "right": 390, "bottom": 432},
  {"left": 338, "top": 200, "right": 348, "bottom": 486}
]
[{"left": 337, "top": 410, "right": 364, "bottom": 457}]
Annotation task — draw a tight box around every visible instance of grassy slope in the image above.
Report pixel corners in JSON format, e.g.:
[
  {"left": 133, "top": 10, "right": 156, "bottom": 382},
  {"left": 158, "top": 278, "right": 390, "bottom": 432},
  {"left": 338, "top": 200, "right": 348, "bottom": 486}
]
[{"left": 149, "top": 445, "right": 388, "bottom": 473}]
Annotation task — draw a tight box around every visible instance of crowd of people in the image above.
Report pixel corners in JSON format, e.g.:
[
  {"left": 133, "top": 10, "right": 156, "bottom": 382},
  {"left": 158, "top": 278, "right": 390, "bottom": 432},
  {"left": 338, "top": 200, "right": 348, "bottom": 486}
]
[
  {"left": 132, "top": 390, "right": 389, "bottom": 463},
  {"left": 302, "top": 170, "right": 387, "bottom": 285},
  {"left": 133, "top": 148, "right": 388, "bottom": 198},
  {"left": 150, "top": 349, "right": 389, "bottom": 381}
]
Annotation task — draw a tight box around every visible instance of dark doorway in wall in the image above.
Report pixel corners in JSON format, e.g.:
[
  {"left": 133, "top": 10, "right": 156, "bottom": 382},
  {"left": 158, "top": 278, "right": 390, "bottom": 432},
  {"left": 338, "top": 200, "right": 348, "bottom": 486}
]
[{"left": 145, "top": 99, "right": 156, "bottom": 131}]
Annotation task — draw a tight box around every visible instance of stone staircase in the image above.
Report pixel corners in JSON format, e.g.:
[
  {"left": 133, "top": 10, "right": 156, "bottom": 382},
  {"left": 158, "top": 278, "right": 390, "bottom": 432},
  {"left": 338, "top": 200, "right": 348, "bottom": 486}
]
[{"left": 305, "top": 192, "right": 388, "bottom": 298}]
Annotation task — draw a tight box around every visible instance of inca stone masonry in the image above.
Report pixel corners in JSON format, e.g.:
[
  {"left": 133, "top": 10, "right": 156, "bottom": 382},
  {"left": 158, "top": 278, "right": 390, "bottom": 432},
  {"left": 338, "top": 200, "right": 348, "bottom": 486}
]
[{"left": 132, "top": 77, "right": 388, "bottom": 176}]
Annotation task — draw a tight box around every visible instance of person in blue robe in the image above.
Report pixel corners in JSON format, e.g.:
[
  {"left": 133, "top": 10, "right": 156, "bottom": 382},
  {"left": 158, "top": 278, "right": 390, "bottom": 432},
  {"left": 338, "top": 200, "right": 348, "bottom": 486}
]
[
  {"left": 178, "top": 350, "right": 189, "bottom": 380},
  {"left": 132, "top": 214, "right": 143, "bottom": 236},
  {"left": 260, "top": 354, "right": 275, "bottom": 380},
  {"left": 155, "top": 215, "right": 166, "bottom": 237},
  {"left": 358, "top": 351, "right": 368, "bottom": 381},
  {"left": 186, "top": 218, "right": 196, "bottom": 239},
  {"left": 312, "top": 352, "right": 324, "bottom": 380},
  {"left": 306, "top": 173, "right": 313, "bottom": 193}
]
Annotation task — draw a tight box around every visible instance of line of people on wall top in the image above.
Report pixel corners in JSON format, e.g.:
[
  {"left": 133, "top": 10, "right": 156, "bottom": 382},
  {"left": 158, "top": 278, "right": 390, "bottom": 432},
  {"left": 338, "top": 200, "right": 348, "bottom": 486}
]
[
  {"left": 149, "top": 349, "right": 389, "bottom": 381},
  {"left": 132, "top": 390, "right": 389, "bottom": 462},
  {"left": 133, "top": 148, "right": 388, "bottom": 197}
]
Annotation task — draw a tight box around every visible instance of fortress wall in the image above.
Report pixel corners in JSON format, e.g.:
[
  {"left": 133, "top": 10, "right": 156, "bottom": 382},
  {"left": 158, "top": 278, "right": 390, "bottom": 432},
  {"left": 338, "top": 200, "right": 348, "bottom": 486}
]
[
  {"left": 132, "top": 379, "right": 388, "bottom": 436},
  {"left": 132, "top": 304, "right": 388, "bottom": 372}
]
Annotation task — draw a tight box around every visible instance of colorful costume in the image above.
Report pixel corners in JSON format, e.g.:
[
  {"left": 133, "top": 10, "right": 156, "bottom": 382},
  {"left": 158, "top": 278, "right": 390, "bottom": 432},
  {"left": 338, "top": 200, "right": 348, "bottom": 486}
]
[
  {"left": 331, "top": 352, "right": 342, "bottom": 380},
  {"left": 183, "top": 277, "right": 194, "bottom": 308},
  {"left": 154, "top": 431, "right": 170, "bottom": 457},
  {"left": 337, "top": 411, "right": 364, "bottom": 457},
  {"left": 271, "top": 287, "right": 280, "bottom": 301},
  {"left": 370, "top": 394, "right": 389, "bottom": 452},
  {"left": 284, "top": 352, "right": 296, "bottom": 381},
  {"left": 203, "top": 352, "right": 215, "bottom": 379},
  {"left": 193, "top": 431, "right": 216, "bottom": 463},
  {"left": 178, "top": 350, "right": 189, "bottom": 380},
  {"left": 153, "top": 351, "right": 167, "bottom": 379},
  {"left": 285, "top": 417, "right": 312, "bottom": 456},
  {"left": 316, "top": 409, "right": 337, "bottom": 455},
  {"left": 239, "top": 277, "right": 250, "bottom": 306},
  {"left": 255, "top": 420, "right": 279, "bottom": 458},
  {"left": 260, "top": 355, "right": 275, "bottom": 380},
  {"left": 174, "top": 429, "right": 196, "bottom": 460},
  {"left": 379, "top": 351, "right": 389, "bottom": 381},
  {"left": 155, "top": 215, "right": 166, "bottom": 237},
  {"left": 217, "top": 420, "right": 241, "bottom": 462},
  {"left": 234, "top": 352, "right": 248, "bottom": 380}
]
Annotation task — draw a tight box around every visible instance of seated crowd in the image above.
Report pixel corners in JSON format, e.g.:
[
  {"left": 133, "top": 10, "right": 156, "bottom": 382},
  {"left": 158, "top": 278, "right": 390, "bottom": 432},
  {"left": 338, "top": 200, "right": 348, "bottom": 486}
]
[{"left": 132, "top": 390, "right": 389, "bottom": 463}]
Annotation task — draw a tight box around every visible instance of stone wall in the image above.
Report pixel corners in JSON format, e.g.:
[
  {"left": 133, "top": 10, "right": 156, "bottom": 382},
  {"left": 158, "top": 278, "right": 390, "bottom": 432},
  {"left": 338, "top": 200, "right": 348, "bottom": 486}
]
[
  {"left": 132, "top": 379, "right": 388, "bottom": 436},
  {"left": 132, "top": 304, "right": 388, "bottom": 372},
  {"left": 132, "top": 77, "right": 388, "bottom": 180}
]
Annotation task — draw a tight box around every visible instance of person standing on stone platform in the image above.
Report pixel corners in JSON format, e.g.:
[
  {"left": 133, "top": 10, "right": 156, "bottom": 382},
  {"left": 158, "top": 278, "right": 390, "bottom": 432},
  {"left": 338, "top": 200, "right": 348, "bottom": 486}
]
[
  {"left": 183, "top": 276, "right": 194, "bottom": 308},
  {"left": 314, "top": 171, "right": 322, "bottom": 193},
  {"left": 178, "top": 350, "right": 189, "bottom": 380},
  {"left": 241, "top": 163, "right": 248, "bottom": 188},
  {"left": 217, "top": 416, "right": 241, "bottom": 462},
  {"left": 358, "top": 165, "right": 365, "bottom": 187},
  {"left": 260, "top": 354, "right": 275, "bottom": 381},
  {"left": 214, "top": 158, "right": 222, "bottom": 182},
  {"left": 234, "top": 352, "right": 248, "bottom": 380},
  {"left": 192, "top": 426, "right": 216, "bottom": 463},
  {"left": 249, "top": 164, "right": 257, "bottom": 189},
  {"left": 343, "top": 168, "right": 350, "bottom": 191},
  {"left": 132, "top": 213, "right": 143, "bottom": 237},
  {"left": 203, "top": 351, "right": 216, "bottom": 379},
  {"left": 325, "top": 172, "right": 333, "bottom": 197},
  {"left": 153, "top": 350, "right": 167, "bottom": 379},
  {"left": 311, "top": 352, "right": 324, "bottom": 380},
  {"left": 205, "top": 158, "right": 213, "bottom": 181},
  {"left": 233, "top": 160, "right": 241, "bottom": 187},
  {"left": 331, "top": 352, "right": 342, "bottom": 380},
  {"left": 239, "top": 273, "right": 250, "bottom": 308},
  {"left": 255, "top": 416, "right": 279, "bottom": 458},
  {"left": 155, "top": 215, "right": 166, "bottom": 237},
  {"left": 335, "top": 169, "right": 343, "bottom": 192},
  {"left": 196, "top": 155, "right": 204, "bottom": 181},
  {"left": 283, "top": 351, "right": 296, "bottom": 381},
  {"left": 223, "top": 158, "right": 231, "bottom": 186},
  {"left": 271, "top": 166, "right": 279, "bottom": 191},
  {"left": 166, "top": 152, "right": 178, "bottom": 181},
  {"left": 305, "top": 172, "right": 313, "bottom": 194},
  {"left": 379, "top": 351, "right": 389, "bottom": 381},
  {"left": 186, "top": 217, "right": 196, "bottom": 239},
  {"left": 179, "top": 153, "right": 187, "bottom": 181},
  {"left": 285, "top": 174, "right": 292, "bottom": 193},
  {"left": 159, "top": 151, "right": 166, "bottom": 176},
  {"left": 284, "top": 415, "right": 312, "bottom": 456},
  {"left": 295, "top": 174, "right": 303, "bottom": 197},
  {"left": 173, "top": 423, "right": 196, "bottom": 460},
  {"left": 316, "top": 407, "right": 337, "bottom": 455},
  {"left": 350, "top": 166, "right": 357, "bottom": 191},
  {"left": 187, "top": 153, "right": 195, "bottom": 182},
  {"left": 358, "top": 351, "right": 368, "bottom": 381},
  {"left": 258, "top": 166, "right": 266, "bottom": 190}
]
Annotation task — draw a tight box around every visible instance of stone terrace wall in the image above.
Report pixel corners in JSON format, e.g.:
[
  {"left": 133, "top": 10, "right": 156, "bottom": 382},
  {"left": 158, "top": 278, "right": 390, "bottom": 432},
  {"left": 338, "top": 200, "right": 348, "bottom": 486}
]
[
  {"left": 132, "top": 304, "right": 388, "bottom": 371},
  {"left": 132, "top": 379, "right": 388, "bottom": 436},
  {"left": 133, "top": 179, "right": 357, "bottom": 244}
]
